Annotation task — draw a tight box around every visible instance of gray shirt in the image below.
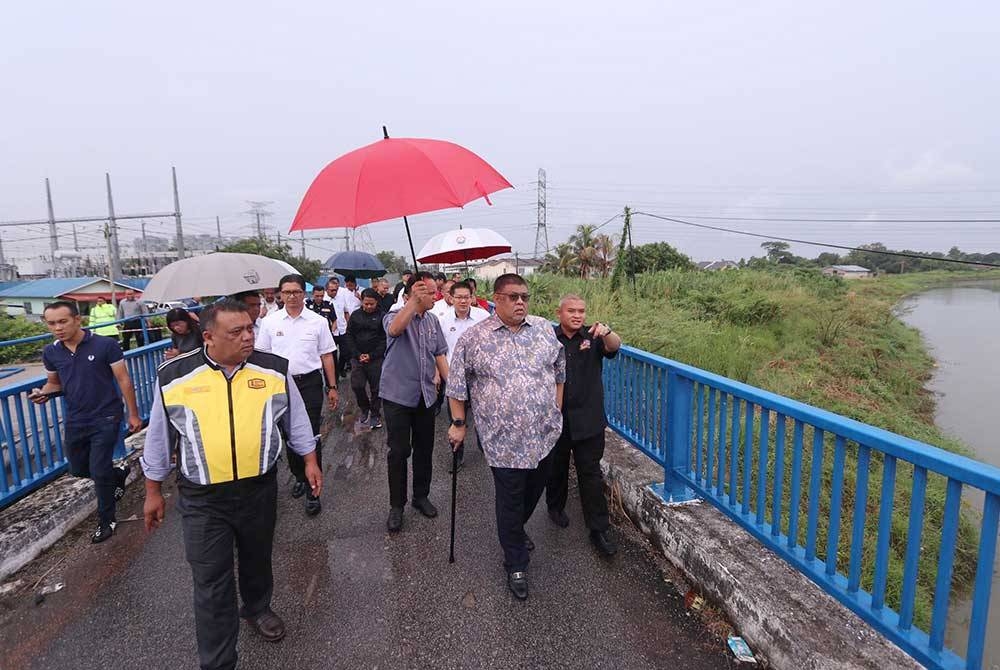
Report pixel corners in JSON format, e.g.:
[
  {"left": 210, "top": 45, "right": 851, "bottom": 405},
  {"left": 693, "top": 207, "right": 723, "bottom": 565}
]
[
  {"left": 379, "top": 309, "right": 447, "bottom": 408},
  {"left": 117, "top": 298, "right": 148, "bottom": 320}
]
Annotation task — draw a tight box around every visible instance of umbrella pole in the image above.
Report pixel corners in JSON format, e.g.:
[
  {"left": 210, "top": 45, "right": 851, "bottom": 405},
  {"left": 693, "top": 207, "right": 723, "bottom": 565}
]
[
  {"left": 449, "top": 446, "right": 459, "bottom": 563},
  {"left": 403, "top": 215, "right": 419, "bottom": 272}
]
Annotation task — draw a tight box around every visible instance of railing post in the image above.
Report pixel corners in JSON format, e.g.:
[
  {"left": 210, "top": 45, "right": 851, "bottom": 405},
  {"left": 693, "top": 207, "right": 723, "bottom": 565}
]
[{"left": 649, "top": 369, "right": 698, "bottom": 504}]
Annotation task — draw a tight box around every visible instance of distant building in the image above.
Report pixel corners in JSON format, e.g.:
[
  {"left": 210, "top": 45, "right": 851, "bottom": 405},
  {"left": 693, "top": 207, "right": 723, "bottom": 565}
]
[
  {"left": 444, "top": 256, "right": 541, "bottom": 281},
  {"left": 822, "top": 265, "right": 872, "bottom": 279},
  {"left": 133, "top": 235, "right": 171, "bottom": 253},
  {"left": 696, "top": 260, "right": 739, "bottom": 271},
  {"left": 0, "top": 276, "right": 147, "bottom": 320}
]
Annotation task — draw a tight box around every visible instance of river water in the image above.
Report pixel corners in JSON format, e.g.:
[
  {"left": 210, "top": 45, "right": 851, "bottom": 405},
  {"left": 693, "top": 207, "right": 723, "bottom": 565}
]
[{"left": 900, "top": 279, "right": 1000, "bottom": 665}]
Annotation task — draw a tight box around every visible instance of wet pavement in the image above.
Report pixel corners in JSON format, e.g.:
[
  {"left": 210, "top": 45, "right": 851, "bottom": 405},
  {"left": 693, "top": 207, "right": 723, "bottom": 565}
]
[{"left": 0, "top": 392, "right": 733, "bottom": 669}]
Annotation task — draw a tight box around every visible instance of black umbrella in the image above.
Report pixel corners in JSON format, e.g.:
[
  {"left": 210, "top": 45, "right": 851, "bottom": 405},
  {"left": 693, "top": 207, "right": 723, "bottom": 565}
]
[{"left": 321, "top": 250, "right": 387, "bottom": 279}]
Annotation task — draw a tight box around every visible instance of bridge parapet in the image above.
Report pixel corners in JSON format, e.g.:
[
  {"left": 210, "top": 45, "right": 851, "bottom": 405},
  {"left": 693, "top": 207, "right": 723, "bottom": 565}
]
[{"left": 604, "top": 345, "right": 999, "bottom": 670}]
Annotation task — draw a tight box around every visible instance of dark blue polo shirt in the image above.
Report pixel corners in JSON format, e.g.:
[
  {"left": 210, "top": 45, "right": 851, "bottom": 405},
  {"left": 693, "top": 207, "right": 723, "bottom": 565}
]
[{"left": 42, "top": 331, "right": 125, "bottom": 427}]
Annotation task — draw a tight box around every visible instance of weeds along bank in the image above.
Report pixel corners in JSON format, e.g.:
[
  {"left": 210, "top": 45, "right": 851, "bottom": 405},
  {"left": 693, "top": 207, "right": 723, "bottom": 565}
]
[{"left": 524, "top": 268, "right": 1000, "bottom": 630}]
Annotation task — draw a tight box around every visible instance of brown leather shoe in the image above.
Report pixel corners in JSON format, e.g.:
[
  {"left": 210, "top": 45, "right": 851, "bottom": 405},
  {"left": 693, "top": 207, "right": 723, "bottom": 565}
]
[{"left": 244, "top": 608, "right": 286, "bottom": 642}]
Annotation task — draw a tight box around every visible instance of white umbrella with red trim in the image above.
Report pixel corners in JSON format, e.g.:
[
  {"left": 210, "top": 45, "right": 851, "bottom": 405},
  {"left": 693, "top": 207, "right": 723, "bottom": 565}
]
[{"left": 416, "top": 228, "right": 512, "bottom": 267}]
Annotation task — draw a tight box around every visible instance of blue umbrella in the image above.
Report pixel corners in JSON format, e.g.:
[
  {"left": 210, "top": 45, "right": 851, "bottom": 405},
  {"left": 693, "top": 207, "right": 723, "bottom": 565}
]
[{"left": 321, "top": 250, "right": 387, "bottom": 279}]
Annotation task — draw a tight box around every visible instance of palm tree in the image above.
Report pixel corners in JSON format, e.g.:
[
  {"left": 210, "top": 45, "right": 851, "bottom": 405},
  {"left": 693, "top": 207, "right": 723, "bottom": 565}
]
[
  {"left": 569, "top": 224, "right": 597, "bottom": 278},
  {"left": 540, "top": 243, "right": 579, "bottom": 276},
  {"left": 593, "top": 234, "right": 616, "bottom": 277}
]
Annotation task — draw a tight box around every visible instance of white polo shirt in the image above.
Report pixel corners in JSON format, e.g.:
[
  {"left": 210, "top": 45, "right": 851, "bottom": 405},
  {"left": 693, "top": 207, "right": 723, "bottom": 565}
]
[
  {"left": 431, "top": 298, "right": 452, "bottom": 320},
  {"left": 256, "top": 307, "right": 337, "bottom": 375},
  {"left": 324, "top": 290, "right": 361, "bottom": 336},
  {"left": 438, "top": 305, "right": 490, "bottom": 363}
]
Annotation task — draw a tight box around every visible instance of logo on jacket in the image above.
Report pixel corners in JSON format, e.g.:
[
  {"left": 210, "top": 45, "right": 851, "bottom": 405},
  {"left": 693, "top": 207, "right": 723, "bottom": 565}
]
[
  {"left": 248, "top": 378, "right": 267, "bottom": 389},
  {"left": 243, "top": 270, "right": 260, "bottom": 285}
]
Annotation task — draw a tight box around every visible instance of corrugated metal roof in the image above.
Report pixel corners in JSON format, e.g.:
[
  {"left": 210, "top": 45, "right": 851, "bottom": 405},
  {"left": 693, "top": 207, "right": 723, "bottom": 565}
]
[
  {"left": 0, "top": 276, "right": 148, "bottom": 298},
  {"left": 828, "top": 265, "right": 871, "bottom": 272}
]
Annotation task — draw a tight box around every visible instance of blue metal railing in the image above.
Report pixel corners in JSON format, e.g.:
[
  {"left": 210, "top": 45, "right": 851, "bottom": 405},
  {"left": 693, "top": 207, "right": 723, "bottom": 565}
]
[
  {"left": 604, "top": 345, "right": 999, "bottom": 670},
  {"left": 0, "top": 340, "right": 168, "bottom": 509}
]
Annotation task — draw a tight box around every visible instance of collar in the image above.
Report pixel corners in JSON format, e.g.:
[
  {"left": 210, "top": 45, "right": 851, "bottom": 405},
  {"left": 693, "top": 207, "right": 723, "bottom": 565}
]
[
  {"left": 556, "top": 325, "right": 585, "bottom": 340},
  {"left": 56, "top": 329, "right": 92, "bottom": 349},
  {"left": 279, "top": 307, "right": 306, "bottom": 321},
  {"left": 488, "top": 314, "right": 531, "bottom": 331},
  {"left": 202, "top": 346, "right": 249, "bottom": 374}
]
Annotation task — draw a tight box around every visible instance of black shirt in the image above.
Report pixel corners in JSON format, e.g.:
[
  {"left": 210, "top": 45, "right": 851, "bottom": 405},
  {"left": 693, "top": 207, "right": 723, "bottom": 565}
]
[
  {"left": 306, "top": 298, "right": 337, "bottom": 332},
  {"left": 171, "top": 327, "right": 203, "bottom": 354},
  {"left": 345, "top": 308, "right": 387, "bottom": 361},
  {"left": 378, "top": 293, "right": 396, "bottom": 315},
  {"left": 555, "top": 325, "right": 618, "bottom": 440}
]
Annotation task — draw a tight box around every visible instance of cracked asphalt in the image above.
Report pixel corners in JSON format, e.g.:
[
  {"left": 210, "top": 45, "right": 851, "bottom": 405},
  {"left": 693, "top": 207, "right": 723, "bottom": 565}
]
[{"left": 0, "top": 391, "right": 734, "bottom": 669}]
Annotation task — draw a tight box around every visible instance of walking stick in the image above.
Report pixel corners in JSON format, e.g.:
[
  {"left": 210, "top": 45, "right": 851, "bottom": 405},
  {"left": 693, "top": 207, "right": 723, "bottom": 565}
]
[{"left": 449, "top": 445, "right": 460, "bottom": 563}]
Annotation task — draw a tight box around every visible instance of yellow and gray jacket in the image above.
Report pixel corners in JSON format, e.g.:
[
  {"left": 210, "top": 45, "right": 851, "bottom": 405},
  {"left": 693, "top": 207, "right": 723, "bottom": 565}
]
[{"left": 140, "top": 347, "right": 316, "bottom": 485}]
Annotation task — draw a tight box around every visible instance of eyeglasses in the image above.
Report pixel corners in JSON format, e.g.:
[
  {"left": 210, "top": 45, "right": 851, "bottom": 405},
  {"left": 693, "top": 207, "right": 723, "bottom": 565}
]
[
  {"left": 497, "top": 292, "right": 530, "bottom": 303},
  {"left": 280, "top": 290, "right": 305, "bottom": 297}
]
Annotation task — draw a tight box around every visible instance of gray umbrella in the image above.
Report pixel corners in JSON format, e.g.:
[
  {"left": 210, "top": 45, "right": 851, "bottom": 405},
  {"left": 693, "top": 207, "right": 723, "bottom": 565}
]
[{"left": 141, "top": 253, "right": 301, "bottom": 302}]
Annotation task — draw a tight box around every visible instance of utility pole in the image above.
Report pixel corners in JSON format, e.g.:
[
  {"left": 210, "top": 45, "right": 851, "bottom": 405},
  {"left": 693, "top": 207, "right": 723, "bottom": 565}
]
[
  {"left": 515, "top": 251, "right": 520, "bottom": 274},
  {"left": 72, "top": 224, "right": 80, "bottom": 251},
  {"left": 103, "top": 222, "right": 117, "bottom": 304},
  {"left": 45, "top": 178, "right": 58, "bottom": 276},
  {"left": 300, "top": 230, "right": 306, "bottom": 258},
  {"left": 534, "top": 168, "right": 548, "bottom": 259},
  {"left": 172, "top": 166, "right": 185, "bottom": 260},
  {"left": 105, "top": 173, "right": 123, "bottom": 281},
  {"left": 216, "top": 216, "right": 222, "bottom": 248},
  {"left": 0, "top": 233, "right": 6, "bottom": 266},
  {"left": 624, "top": 206, "right": 637, "bottom": 294},
  {"left": 141, "top": 220, "right": 149, "bottom": 275}
]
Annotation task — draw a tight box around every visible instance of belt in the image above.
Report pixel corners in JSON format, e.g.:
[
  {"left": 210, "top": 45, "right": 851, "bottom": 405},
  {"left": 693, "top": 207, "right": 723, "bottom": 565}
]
[{"left": 292, "top": 369, "right": 322, "bottom": 381}]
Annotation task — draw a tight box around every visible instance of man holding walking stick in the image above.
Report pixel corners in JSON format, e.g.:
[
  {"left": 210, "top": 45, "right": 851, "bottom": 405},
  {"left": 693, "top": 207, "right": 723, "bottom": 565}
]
[{"left": 447, "top": 273, "right": 565, "bottom": 600}]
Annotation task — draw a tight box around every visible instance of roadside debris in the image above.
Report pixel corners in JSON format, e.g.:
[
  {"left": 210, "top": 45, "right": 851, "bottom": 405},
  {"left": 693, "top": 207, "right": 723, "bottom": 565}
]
[
  {"left": 34, "top": 581, "right": 65, "bottom": 605},
  {"left": 727, "top": 636, "right": 757, "bottom": 664},
  {"left": 0, "top": 579, "right": 25, "bottom": 596}
]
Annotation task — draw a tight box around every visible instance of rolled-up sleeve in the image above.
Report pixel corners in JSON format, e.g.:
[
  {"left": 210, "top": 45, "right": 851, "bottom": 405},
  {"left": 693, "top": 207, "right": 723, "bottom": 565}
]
[
  {"left": 445, "top": 337, "right": 469, "bottom": 401},
  {"left": 140, "top": 385, "right": 174, "bottom": 482},
  {"left": 282, "top": 373, "right": 317, "bottom": 456}
]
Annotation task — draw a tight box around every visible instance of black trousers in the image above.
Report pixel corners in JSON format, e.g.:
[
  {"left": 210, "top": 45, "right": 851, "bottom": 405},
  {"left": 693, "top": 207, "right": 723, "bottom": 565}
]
[
  {"left": 332, "top": 336, "right": 349, "bottom": 377},
  {"left": 287, "top": 371, "right": 323, "bottom": 485},
  {"left": 545, "top": 429, "right": 610, "bottom": 532},
  {"left": 383, "top": 398, "right": 435, "bottom": 508},
  {"left": 178, "top": 469, "right": 277, "bottom": 670},
  {"left": 491, "top": 450, "right": 555, "bottom": 574},
  {"left": 350, "top": 357, "right": 382, "bottom": 418},
  {"left": 65, "top": 419, "right": 121, "bottom": 524},
  {"left": 120, "top": 319, "right": 145, "bottom": 350}
]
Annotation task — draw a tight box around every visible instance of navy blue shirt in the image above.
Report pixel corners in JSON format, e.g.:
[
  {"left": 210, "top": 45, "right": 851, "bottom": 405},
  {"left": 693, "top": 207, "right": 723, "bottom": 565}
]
[
  {"left": 555, "top": 325, "right": 618, "bottom": 440},
  {"left": 42, "top": 331, "right": 125, "bottom": 427}
]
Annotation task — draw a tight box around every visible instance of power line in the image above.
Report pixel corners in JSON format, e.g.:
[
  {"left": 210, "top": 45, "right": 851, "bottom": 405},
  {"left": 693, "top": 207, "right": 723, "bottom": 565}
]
[
  {"left": 632, "top": 211, "right": 1000, "bottom": 268},
  {"left": 657, "top": 214, "right": 1000, "bottom": 224}
]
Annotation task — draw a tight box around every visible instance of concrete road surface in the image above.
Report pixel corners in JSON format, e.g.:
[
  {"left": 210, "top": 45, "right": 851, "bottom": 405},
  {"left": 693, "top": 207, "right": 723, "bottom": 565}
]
[{"left": 0, "top": 396, "right": 734, "bottom": 670}]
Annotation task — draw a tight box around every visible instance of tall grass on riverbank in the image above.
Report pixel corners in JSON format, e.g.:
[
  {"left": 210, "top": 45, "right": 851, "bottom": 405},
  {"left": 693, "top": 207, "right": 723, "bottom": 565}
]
[{"left": 526, "top": 268, "right": 1000, "bottom": 631}]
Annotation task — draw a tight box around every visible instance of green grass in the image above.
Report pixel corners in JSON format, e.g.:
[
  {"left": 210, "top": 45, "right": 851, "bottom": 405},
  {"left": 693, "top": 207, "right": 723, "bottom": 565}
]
[{"left": 527, "top": 267, "right": 1000, "bottom": 632}]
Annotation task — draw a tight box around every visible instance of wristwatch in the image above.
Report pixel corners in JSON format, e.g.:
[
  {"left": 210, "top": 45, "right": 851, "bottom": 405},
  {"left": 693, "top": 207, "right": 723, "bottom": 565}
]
[{"left": 451, "top": 418, "right": 466, "bottom": 427}]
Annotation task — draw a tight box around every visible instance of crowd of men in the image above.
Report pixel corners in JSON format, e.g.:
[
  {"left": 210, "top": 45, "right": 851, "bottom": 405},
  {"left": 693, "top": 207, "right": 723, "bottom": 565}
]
[{"left": 29, "top": 269, "right": 621, "bottom": 670}]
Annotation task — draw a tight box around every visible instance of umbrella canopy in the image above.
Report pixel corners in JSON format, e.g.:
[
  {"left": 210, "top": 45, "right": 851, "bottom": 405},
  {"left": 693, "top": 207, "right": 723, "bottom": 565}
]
[
  {"left": 288, "top": 127, "right": 512, "bottom": 270},
  {"left": 416, "top": 228, "right": 512, "bottom": 265},
  {"left": 321, "top": 250, "right": 386, "bottom": 279},
  {"left": 142, "top": 253, "right": 302, "bottom": 302},
  {"left": 290, "top": 136, "right": 512, "bottom": 232}
]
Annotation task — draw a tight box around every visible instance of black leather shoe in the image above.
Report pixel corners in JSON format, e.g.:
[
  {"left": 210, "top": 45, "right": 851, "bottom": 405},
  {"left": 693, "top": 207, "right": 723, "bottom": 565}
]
[
  {"left": 590, "top": 530, "right": 619, "bottom": 556},
  {"left": 548, "top": 507, "right": 569, "bottom": 528},
  {"left": 412, "top": 497, "right": 438, "bottom": 518},
  {"left": 244, "top": 608, "right": 286, "bottom": 642},
  {"left": 387, "top": 507, "right": 403, "bottom": 532},
  {"left": 507, "top": 571, "right": 529, "bottom": 600},
  {"left": 291, "top": 481, "right": 308, "bottom": 499},
  {"left": 305, "top": 494, "right": 321, "bottom": 516},
  {"left": 524, "top": 533, "right": 535, "bottom": 551},
  {"left": 91, "top": 522, "right": 116, "bottom": 544}
]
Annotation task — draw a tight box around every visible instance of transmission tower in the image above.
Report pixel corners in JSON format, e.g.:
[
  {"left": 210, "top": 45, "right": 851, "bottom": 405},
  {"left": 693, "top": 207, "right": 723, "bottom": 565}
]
[
  {"left": 534, "top": 168, "right": 548, "bottom": 259},
  {"left": 245, "top": 201, "right": 274, "bottom": 238}
]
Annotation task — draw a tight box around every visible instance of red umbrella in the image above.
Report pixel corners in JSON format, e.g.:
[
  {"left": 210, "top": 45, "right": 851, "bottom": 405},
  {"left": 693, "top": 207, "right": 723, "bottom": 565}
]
[{"left": 290, "top": 127, "right": 513, "bottom": 268}]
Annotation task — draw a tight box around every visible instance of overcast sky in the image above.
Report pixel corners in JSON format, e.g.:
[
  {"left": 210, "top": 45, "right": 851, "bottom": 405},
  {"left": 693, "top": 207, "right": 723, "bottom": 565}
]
[{"left": 2, "top": 1, "right": 998, "bottom": 266}]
